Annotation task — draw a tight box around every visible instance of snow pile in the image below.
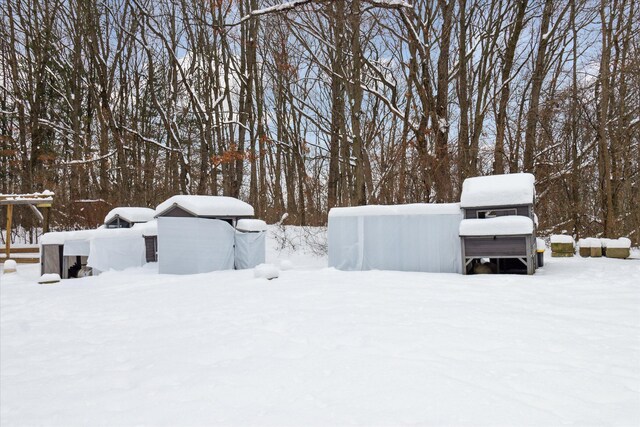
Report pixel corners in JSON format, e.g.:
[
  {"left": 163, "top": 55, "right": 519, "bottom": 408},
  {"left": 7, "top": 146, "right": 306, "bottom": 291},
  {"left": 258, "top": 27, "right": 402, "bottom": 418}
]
[
  {"left": 460, "top": 173, "right": 535, "bottom": 208},
  {"left": 104, "top": 207, "right": 155, "bottom": 224},
  {"left": 459, "top": 216, "right": 534, "bottom": 236},
  {"left": 607, "top": 237, "right": 631, "bottom": 249},
  {"left": 536, "top": 237, "right": 546, "bottom": 251},
  {"left": 254, "top": 263, "right": 279, "bottom": 280},
  {"left": 550, "top": 234, "right": 575, "bottom": 244},
  {"left": 135, "top": 219, "right": 158, "bottom": 236},
  {"left": 236, "top": 219, "right": 268, "bottom": 232},
  {"left": 38, "top": 273, "right": 60, "bottom": 284},
  {"left": 155, "top": 195, "right": 254, "bottom": 218},
  {"left": 330, "top": 203, "right": 461, "bottom": 217},
  {"left": 2, "top": 260, "right": 17, "bottom": 273}
]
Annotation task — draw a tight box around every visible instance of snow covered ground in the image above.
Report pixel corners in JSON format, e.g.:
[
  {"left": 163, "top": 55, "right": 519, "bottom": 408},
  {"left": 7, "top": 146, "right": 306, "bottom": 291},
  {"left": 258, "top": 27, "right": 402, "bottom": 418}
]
[{"left": 1, "top": 228, "right": 639, "bottom": 426}]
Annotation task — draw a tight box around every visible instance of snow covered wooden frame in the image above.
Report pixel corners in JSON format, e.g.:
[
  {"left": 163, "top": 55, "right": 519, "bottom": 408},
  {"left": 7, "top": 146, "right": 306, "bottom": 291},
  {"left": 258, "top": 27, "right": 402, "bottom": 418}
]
[{"left": 1, "top": 192, "right": 54, "bottom": 260}]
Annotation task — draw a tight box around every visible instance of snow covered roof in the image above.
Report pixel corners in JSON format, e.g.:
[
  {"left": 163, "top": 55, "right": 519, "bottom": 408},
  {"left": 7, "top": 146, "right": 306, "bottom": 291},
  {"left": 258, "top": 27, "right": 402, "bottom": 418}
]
[
  {"left": 459, "top": 216, "right": 534, "bottom": 237},
  {"left": 460, "top": 173, "right": 535, "bottom": 208},
  {"left": 104, "top": 207, "right": 155, "bottom": 224},
  {"left": 329, "top": 203, "right": 461, "bottom": 218},
  {"left": 155, "top": 195, "right": 254, "bottom": 218},
  {"left": 236, "top": 219, "right": 268, "bottom": 232}
]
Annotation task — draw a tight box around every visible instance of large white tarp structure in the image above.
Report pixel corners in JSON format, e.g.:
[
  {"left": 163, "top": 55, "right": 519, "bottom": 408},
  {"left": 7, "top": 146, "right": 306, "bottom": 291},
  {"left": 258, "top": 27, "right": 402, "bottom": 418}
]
[
  {"left": 158, "top": 217, "right": 236, "bottom": 274},
  {"left": 328, "top": 203, "right": 463, "bottom": 273}
]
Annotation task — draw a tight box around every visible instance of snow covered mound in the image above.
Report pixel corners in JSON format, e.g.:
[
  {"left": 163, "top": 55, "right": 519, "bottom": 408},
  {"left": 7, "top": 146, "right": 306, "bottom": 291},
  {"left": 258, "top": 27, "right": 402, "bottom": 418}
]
[
  {"left": 460, "top": 173, "right": 535, "bottom": 208},
  {"left": 1, "top": 230, "right": 639, "bottom": 426},
  {"left": 254, "top": 263, "right": 279, "bottom": 280}
]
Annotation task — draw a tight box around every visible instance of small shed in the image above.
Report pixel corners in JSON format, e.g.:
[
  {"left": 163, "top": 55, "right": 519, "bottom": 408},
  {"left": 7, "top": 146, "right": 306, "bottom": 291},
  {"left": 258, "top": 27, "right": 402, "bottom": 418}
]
[
  {"left": 328, "top": 203, "right": 463, "bottom": 273},
  {"left": 459, "top": 173, "right": 537, "bottom": 274},
  {"left": 104, "top": 207, "right": 155, "bottom": 229},
  {"left": 155, "top": 195, "right": 255, "bottom": 274}
]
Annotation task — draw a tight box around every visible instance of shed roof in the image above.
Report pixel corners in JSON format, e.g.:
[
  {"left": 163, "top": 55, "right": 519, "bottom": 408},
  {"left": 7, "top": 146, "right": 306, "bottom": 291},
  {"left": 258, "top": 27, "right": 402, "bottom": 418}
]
[
  {"left": 104, "top": 207, "right": 155, "bottom": 224},
  {"left": 459, "top": 216, "right": 534, "bottom": 237},
  {"left": 460, "top": 173, "right": 535, "bottom": 208},
  {"left": 155, "top": 195, "right": 254, "bottom": 218},
  {"left": 329, "top": 203, "right": 461, "bottom": 218}
]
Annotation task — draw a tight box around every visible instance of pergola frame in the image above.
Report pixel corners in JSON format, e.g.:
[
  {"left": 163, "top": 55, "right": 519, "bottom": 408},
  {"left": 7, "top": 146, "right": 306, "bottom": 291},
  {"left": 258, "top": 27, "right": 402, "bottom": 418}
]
[{"left": 1, "top": 193, "right": 54, "bottom": 259}]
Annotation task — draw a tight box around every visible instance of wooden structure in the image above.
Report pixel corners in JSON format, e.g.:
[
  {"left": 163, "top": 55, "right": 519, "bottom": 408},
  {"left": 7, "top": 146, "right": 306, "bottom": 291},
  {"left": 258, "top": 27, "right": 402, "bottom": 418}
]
[
  {"left": 1, "top": 192, "right": 53, "bottom": 262},
  {"left": 459, "top": 174, "right": 537, "bottom": 275}
]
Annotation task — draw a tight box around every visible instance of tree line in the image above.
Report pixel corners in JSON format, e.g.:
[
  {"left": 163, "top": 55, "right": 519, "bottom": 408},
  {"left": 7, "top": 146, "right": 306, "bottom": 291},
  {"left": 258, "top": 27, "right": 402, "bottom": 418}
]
[{"left": 1, "top": 0, "right": 638, "bottom": 243}]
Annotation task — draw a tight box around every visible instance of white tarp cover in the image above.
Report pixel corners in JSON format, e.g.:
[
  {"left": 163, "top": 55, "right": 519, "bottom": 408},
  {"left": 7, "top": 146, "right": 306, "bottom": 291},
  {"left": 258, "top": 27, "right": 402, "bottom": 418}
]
[
  {"left": 328, "top": 209, "right": 463, "bottom": 273},
  {"left": 234, "top": 231, "right": 266, "bottom": 269},
  {"left": 158, "top": 217, "right": 235, "bottom": 274},
  {"left": 63, "top": 239, "right": 90, "bottom": 256},
  {"left": 87, "top": 235, "right": 146, "bottom": 273}
]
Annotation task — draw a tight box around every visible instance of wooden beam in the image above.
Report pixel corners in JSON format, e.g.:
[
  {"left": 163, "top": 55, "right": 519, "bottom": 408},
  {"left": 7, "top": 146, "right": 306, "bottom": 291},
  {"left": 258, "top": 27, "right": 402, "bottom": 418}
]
[{"left": 5, "top": 204, "right": 13, "bottom": 259}]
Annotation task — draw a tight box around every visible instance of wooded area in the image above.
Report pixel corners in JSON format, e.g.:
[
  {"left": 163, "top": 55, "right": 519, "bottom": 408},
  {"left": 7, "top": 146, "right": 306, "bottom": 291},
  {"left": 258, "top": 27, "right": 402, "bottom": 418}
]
[{"left": 1, "top": 0, "right": 638, "bottom": 243}]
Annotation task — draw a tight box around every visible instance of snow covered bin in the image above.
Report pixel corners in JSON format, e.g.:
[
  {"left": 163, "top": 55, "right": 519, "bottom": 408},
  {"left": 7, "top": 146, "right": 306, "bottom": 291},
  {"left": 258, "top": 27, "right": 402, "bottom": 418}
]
[
  {"left": 155, "top": 195, "right": 254, "bottom": 274},
  {"left": 234, "top": 219, "right": 267, "bottom": 269},
  {"left": 328, "top": 203, "right": 463, "bottom": 273},
  {"left": 460, "top": 216, "right": 536, "bottom": 275},
  {"left": 550, "top": 235, "right": 575, "bottom": 257},
  {"left": 536, "top": 238, "right": 545, "bottom": 267},
  {"left": 577, "top": 238, "right": 591, "bottom": 257},
  {"left": 606, "top": 238, "right": 631, "bottom": 259}
]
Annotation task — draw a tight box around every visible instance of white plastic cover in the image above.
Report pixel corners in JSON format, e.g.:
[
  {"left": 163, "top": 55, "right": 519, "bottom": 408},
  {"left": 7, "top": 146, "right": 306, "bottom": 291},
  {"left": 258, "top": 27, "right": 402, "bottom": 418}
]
[
  {"left": 158, "top": 217, "right": 235, "bottom": 274},
  {"left": 234, "top": 231, "right": 266, "bottom": 269},
  {"left": 87, "top": 235, "right": 146, "bottom": 273},
  {"left": 328, "top": 211, "right": 463, "bottom": 273},
  {"left": 63, "top": 239, "right": 90, "bottom": 256}
]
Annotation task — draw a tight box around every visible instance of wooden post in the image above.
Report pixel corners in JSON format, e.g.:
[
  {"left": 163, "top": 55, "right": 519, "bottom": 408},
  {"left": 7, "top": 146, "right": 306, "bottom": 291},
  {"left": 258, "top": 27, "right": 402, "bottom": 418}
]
[
  {"left": 5, "top": 204, "right": 13, "bottom": 259},
  {"left": 42, "top": 206, "right": 50, "bottom": 234}
]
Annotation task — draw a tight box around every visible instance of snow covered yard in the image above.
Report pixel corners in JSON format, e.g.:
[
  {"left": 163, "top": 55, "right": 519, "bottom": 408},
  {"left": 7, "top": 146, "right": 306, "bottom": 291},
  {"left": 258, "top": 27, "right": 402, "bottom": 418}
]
[{"left": 1, "top": 243, "right": 639, "bottom": 426}]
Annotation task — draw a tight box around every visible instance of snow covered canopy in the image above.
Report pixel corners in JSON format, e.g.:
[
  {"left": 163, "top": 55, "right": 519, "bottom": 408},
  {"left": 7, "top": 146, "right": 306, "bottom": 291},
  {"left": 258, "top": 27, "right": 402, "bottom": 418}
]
[
  {"left": 459, "top": 217, "right": 534, "bottom": 236},
  {"left": 155, "top": 195, "right": 254, "bottom": 218},
  {"left": 328, "top": 203, "right": 463, "bottom": 273},
  {"left": 104, "top": 207, "right": 155, "bottom": 226},
  {"left": 460, "top": 173, "right": 535, "bottom": 208}
]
